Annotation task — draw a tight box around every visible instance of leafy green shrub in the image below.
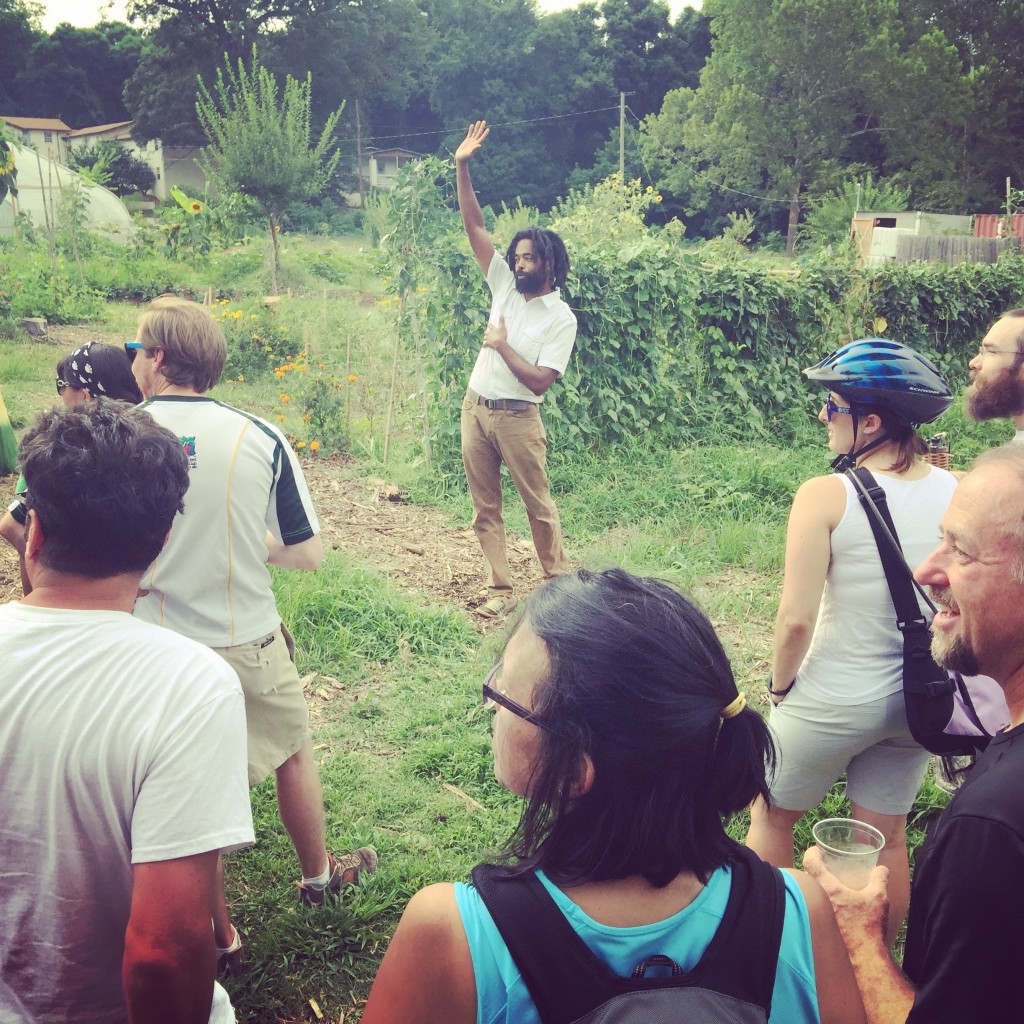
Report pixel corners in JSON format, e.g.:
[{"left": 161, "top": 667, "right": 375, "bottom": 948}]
[{"left": 0, "top": 244, "right": 105, "bottom": 324}]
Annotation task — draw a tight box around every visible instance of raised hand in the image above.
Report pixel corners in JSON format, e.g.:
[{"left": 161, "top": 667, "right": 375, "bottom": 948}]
[{"left": 455, "top": 120, "right": 489, "bottom": 164}]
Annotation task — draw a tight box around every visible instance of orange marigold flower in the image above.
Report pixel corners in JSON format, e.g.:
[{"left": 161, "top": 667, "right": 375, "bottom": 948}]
[
  {"left": 310, "top": 441, "right": 320, "bottom": 452},
  {"left": 347, "top": 374, "right": 358, "bottom": 383}
]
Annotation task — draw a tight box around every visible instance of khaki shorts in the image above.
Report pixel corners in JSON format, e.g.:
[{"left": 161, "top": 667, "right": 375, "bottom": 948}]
[{"left": 212, "top": 623, "right": 310, "bottom": 787}]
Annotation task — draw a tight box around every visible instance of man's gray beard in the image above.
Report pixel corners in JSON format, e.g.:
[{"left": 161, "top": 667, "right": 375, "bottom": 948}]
[
  {"left": 966, "top": 369, "right": 1024, "bottom": 421},
  {"left": 931, "top": 631, "right": 980, "bottom": 676}
]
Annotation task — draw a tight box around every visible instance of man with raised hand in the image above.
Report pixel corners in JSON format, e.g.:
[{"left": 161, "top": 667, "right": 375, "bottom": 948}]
[
  {"left": 964, "top": 308, "right": 1024, "bottom": 439},
  {"left": 804, "top": 443, "right": 1024, "bottom": 1022},
  {"left": 0, "top": 400, "right": 253, "bottom": 1023},
  {"left": 128, "top": 297, "right": 376, "bottom": 965},
  {"left": 454, "top": 119, "right": 577, "bottom": 619}
]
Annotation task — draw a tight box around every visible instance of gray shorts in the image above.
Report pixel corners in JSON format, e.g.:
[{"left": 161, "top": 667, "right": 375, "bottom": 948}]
[
  {"left": 768, "top": 685, "right": 931, "bottom": 815},
  {"left": 212, "top": 623, "right": 310, "bottom": 787}
]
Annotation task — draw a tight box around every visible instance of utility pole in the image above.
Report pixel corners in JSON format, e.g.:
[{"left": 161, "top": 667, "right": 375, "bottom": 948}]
[
  {"left": 619, "top": 91, "right": 626, "bottom": 183},
  {"left": 356, "top": 99, "right": 365, "bottom": 209}
]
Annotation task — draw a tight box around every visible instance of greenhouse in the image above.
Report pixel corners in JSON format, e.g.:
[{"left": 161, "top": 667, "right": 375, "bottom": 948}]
[{"left": 0, "top": 143, "right": 132, "bottom": 241}]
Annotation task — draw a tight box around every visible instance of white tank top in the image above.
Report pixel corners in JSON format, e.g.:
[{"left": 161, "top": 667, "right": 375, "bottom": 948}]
[{"left": 796, "top": 466, "right": 957, "bottom": 705}]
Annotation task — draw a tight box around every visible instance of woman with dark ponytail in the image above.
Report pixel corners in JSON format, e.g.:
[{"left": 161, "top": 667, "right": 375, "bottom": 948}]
[{"left": 363, "top": 568, "right": 864, "bottom": 1024}]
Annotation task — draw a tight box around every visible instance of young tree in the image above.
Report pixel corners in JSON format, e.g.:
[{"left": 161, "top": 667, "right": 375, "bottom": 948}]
[{"left": 195, "top": 48, "right": 342, "bottom": 294}]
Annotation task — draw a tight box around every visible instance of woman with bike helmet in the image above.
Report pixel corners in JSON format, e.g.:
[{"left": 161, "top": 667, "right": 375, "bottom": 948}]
[{"left": 746, "top": 339, "right": 955, "bottom": 947}]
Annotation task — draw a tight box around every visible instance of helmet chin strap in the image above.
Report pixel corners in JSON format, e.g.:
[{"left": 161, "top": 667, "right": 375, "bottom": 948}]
[
  {"left": 832, "top": 434, "right": 892, "bottom": 472},
  {"left": 831, "top": 411, "right": 892, "bottom": 472}
]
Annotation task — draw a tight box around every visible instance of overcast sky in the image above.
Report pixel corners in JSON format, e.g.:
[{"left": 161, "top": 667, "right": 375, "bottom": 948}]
[{"left": 40, "top": 0, "right": 700, "bottom": 33}]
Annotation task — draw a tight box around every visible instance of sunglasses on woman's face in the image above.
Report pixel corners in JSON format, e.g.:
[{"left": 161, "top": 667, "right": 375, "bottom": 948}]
[
  {"left": 55, "top": 378, "right": 71, "bottom": 395},
  {"left": 124, "top": 341, "right": 146, "bottom": 364},
  {"left": 825, "top": 397, "right": 853, "bottom": 421},
  {"left": 482, "top": 663, "right": 552, "bottom": 730}
]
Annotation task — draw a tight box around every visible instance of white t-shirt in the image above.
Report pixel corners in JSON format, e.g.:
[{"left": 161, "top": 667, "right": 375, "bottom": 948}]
[
  {"left": 134, "top": 396, "right": 320, "bottom": 647},
  {"left": 796, "top": 467, "right": 958, "bottom": 705},
  {"left": 468, "top": 252, "right": 577, "bottom": 403},
  {"left": 0, "top": 603, "right": 254, "bottom": 1023}
]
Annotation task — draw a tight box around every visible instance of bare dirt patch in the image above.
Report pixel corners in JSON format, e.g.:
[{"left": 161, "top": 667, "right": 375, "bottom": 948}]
[{"left": 303, "top": 456, "right": 544, "bottom": 631}]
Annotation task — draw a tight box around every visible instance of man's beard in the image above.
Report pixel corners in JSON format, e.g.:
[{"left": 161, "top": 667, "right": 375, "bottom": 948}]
[
  {"left": 930, "top": 631, "right": 981, "bottom": 676},
  {"left": 515, "top": 267, "right": 546, "bottom": 294},
  {"left": 929, "top": 585, "right": 981, "bottom": 675},
  {"left": 965, "top": 364, "right": 1024, "bottom": 421}
]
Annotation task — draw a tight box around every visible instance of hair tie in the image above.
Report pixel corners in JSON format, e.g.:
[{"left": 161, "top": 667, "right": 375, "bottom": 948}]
[{"left": 720, "top": 693, "right": 747, "bottom": 719}]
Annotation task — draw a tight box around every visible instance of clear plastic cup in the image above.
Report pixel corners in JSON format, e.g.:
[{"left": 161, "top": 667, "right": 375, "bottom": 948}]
[{"left": 811, "top": 817, "right": 885, "bottom": 890}]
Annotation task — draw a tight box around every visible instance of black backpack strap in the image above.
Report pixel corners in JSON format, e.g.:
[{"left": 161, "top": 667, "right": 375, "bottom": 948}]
[
  {"left": 471, "top": 848, "right": 786, "bottom": 1023},
  {"left": 846, "top": 468, "right": 955, "bottom": 699},
  {"left": 472, "top": 863, "right": 616, "bottom": 1023},
  {"left": 688, "top": 848, "right": 787, "bottom": 1015}
]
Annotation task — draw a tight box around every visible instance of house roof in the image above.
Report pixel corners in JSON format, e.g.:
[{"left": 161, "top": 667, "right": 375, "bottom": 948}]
[
  {"left": 0, "top": 115, "right": 72, "bottom": 132},
  {"left": 366, "top": 147, "right": 421, "bottom": 158},
  {"left": 67, "top": 121, "right": 134, "bottom": 138}
]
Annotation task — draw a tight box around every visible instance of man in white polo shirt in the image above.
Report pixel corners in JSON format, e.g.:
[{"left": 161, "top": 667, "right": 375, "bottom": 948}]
[
  {"left": 128, "top": 297, "right": 376, "bottom": 969},
  {"left": 454, "top": 119, "right": 577, "bottom": 618}
]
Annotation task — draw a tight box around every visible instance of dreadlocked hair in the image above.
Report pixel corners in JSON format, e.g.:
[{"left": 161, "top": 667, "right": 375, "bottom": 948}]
[{"left": 505, "top": 228, "right": 571, "bottom": 292}]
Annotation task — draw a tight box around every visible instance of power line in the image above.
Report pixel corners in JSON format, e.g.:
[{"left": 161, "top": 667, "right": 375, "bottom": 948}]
[
  {"left": 626, "top": 105, "right": 794, "bottom": 206},
  {"left": 339, "top": 105, "right": 621, "bottom": 148},
  {"left": 342, "top": 99, "right": 797, "bottom": 209}
]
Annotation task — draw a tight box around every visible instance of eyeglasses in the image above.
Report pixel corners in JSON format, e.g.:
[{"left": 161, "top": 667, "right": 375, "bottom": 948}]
[
  {"left": 482, "top": 663, "right": 551, "bottom": 730},
  {"left": 975, "top": 344, "right": 1021, "bottom": 359},
  {"left": 55, "top": 378, "right": 71, "bottom": 395},
  {"left": 825, "top": 397, "right": 853, "bottom": 421},
  {"left": 124, "top": 341, "right": 146, "bottom": 363}
]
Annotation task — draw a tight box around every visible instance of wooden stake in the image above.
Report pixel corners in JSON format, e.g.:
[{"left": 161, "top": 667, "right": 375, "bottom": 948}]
[
  {"left": 382, "top": 295, "right": 403, "bottom": 464},
  {"left": 344, "top": 333, "right": 353, "bottom": 437},
  {"left": 408, "top": 303, "right": 431, "bottom": 468}
]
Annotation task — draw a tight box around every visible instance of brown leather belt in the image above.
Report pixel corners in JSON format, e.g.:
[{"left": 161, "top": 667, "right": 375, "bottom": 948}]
[{"left": 467, "top": 388, "right": 537, "bottom": 412}]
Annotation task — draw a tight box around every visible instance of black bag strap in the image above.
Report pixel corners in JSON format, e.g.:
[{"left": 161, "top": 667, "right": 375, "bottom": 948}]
[
  {"left": 471, "top": 847, "right": 786, "bottom": 1024},
  {"left": 846, "top": 468, "right": 957, "bottom": 699},
  {"left": 847, "top": 468, "right": 928, "bottom": 628}
]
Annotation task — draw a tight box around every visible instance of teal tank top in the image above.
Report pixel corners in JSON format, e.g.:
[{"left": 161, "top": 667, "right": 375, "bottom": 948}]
[{"left": 454, "top": 864, "right": 820, "bottom": 1024}]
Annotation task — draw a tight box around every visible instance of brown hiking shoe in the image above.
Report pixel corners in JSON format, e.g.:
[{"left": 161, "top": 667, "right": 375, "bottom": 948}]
[{"left": 298, "top": 847, "right": 379, "bottom": 907}]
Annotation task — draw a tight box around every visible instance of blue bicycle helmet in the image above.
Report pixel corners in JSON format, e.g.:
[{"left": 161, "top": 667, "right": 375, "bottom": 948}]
[{"left": 803, "top": 338, "right": 953, "bottom": 425}]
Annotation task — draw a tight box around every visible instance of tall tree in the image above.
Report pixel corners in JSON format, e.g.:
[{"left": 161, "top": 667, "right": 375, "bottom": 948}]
[
  {"left": 16, "top": 23, "right": 143, "bottom": 125},
  {"left": 895, "top": 0, "right": 1024, "bottom": 211},
  {"left": 195, "top": 48, "right": 342, "bottom": 293},
  {"left": 0, "top": 0, "right": 43, "bottom": 110},
  {"left": 654, "top": 0, "right": 901, "bottom": 255},
  {"left": 599, "top": 0, "right": 707, "bottom": 118},
  {"left": 267, "top": 0, "right": 434, "bottom": 156}
]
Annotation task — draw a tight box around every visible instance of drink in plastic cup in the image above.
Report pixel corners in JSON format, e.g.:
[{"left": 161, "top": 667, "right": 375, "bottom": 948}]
[{"left": 811, "top": 818, "right": 885, "bottom": 890}]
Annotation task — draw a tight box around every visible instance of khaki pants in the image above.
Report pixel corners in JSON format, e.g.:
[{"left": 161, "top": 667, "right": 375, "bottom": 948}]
[{"left": 461, "top": 393, "right": 570, "bottom": 596}]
